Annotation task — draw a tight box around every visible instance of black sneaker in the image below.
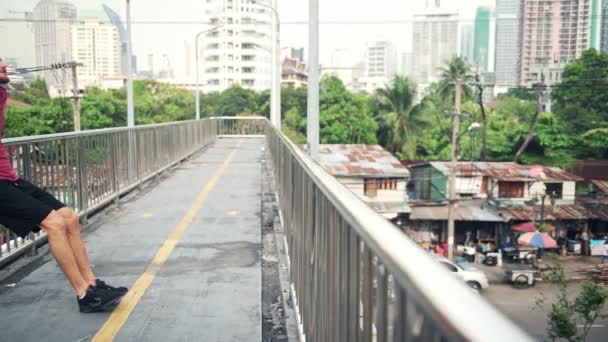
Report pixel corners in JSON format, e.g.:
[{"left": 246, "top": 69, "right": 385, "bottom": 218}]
[
  {"left": 95, "top": 279, "right": 128, "bottom": 294},
  {"left": 78, "top": 285, "right": 125, "bottom": 313}
]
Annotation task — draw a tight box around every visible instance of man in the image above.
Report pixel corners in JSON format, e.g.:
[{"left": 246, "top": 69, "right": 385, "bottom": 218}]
[{"left": 0, "top": 59, "right": 127, "bottom": 313}]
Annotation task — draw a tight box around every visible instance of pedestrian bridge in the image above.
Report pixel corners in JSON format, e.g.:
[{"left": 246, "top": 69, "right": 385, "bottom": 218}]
[{"left": 0, "top": 117, "right": 531, "bottom": 341}]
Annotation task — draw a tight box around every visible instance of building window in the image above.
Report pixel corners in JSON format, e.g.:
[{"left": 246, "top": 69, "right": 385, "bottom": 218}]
[
  {"left": 545, "top": 183, "right": 563, "bottom": 199},
  {"left": 364, "top": 179, "right": 378, "bottom": 198},
  {"left": 364, "top": 178, "right": 398, "bottom": 198},
  {"left": 498, "top": 182, "right": 525, "bottom": 198}
]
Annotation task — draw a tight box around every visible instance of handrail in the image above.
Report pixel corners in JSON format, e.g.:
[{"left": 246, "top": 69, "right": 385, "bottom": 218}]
[
  {"left": 1, "top": 119, "right": 216, "bottom": 265},
  {"left": 263, "top": 118, "right": 532, "bottom": 341}
]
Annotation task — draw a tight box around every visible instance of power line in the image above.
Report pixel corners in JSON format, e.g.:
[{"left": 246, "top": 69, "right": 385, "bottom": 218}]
[{"left": 1, "top": 15, "right": 607, "bottom": 26}]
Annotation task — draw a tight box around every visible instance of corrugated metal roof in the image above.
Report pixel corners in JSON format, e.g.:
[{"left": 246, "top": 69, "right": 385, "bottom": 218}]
[
  {"left": 410, "top": 200, "right": 506, "bottom": 222},
  {"left": 496, "top": 201, "right": 607, "bottom": 221},
  {"left": 312, "top": 144, "right": 410, "bottom": 178},
  {"left": 574, "top": 160, "right": 608, "bottom": 180},
  {"left": 367, "top": 201, "right": 411, "bottom": 214},
  {"left": 411, "top": 161, "right": 581, "bottom": 182},
  {"left": 591, "top": 180, "right": 608, "bottom": 194}
]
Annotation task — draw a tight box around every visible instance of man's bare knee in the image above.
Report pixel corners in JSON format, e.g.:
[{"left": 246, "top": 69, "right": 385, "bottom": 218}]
[
  {"left": 58, "top": 208, "right": 80, "bottom": 235},
  {"left": 41, "top": 211, "right": 68, "bottom": 235}
]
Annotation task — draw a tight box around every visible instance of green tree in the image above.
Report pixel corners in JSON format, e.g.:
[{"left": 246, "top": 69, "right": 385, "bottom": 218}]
[
  {"left": 537, "top": 265, "right": 608, "bottom": 342},
  {"left": 320, "top": 76, "right": 377, "bottom": 144},
  {"left": 552, "top": 49, "right": 608, "bottom": 159},
  {"left": 216, "top": 85, "right": 258, "bottom": 117},
  {"left": 374, "top": 75, "right": 428, "bottom": 159}
]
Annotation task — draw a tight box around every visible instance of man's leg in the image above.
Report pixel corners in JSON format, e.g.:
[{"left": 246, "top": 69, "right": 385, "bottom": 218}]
[
  {"left": 40, "top": 211, "right": 90, "bottom": 296},
  {"left": 57, "top": 207, "right": 97, "bottom": 286}
]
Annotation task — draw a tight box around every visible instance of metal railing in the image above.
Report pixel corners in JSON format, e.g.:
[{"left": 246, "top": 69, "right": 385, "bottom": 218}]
[
  {"left": 1, "top": 119, "right": 216, "bottom": 265},
  {"left": 260, "top": 118, "right": 532, "bottom": 341},
  {"left": 215, "top": 116, "right": 267, "bottom": 136},
  {"left": 1, "top": 115, "right": 531, "bottom": 341}
]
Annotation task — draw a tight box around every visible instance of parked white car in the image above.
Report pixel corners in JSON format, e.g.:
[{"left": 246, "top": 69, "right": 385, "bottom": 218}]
[{"left": 436, "top": 256, "right": 490, "bottom": 292}]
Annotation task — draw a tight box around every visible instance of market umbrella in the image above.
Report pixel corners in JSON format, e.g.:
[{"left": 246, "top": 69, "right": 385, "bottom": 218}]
[
  {"left": 512, "top": 221, "right": 556, "bottom": 233},
  {"left": 517, "top": 231, "right": 557, "bottom": 249}
]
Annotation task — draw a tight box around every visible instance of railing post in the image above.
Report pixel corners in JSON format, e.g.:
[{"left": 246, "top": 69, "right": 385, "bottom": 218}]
[
  {"left": 76, "top": 136, "right": 88, "bottom": 223},
  {"left": 110, "top": 133, "right": 120, "bottom": 206}
]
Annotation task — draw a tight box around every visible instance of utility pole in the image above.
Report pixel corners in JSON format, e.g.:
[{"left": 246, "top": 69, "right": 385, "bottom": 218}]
[
  {"left": 447, "top": 79, "right": 462, "bottom": 260},
  {"left": 70, "top": 62, "right": 81, "bottom": 131},
  {"left": 307, "top": 0, "right": 319, "bottom": 161},
  {"left": 126, "top": 0, "right": 135, "bottom": 127}
]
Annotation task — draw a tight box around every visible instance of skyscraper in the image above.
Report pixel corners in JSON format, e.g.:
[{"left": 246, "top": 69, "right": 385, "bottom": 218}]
[
  {"left": 494, "top": 0, "right": 522, "bottom": 87},
  {"left": 411, "top": 3, "right": 459, "bottom": 84},
  {"left": 102, "top": 4, "right": 128, "bottom": 78},
  {"left": 460, "top": 23, "right": 475, "bottom": 64},
  {"left": 202, "top": 0, "right": 273, "bottom": 92},
  {"left": 33, "top": 0, "right": 77, "bottom": 86},
  {"left": 601, "top": 0, "right": 608, "bottom": 51},
  {"left": 590, "top": 0, "right": 603, "bottom": 50},
  {"left": 473, "top": 6, "right": 495, "bottom": 72},
  {"left": 364, "top": 41, "right": 397, "bottom": 79},
  {"left": 70, "top": 11, "right": 121, "bottom": 87},
  {"left": 519, "top": 0, "right": 592, "bottom": 86}
]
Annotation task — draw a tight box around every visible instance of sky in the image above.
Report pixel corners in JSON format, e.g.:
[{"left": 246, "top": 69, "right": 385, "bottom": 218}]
[{"left": 0, "top": 0, "right": 494, "bottom": 78}]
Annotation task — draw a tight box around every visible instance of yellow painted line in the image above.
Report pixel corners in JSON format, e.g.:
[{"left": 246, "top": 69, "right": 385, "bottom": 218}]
[{"left": 92, "top": 142, "right": 241, "bottom": 342}]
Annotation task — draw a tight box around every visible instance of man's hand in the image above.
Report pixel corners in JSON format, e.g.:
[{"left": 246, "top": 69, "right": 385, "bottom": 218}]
[{"left": 0, "top": 59, "right": 10, "bottom": 85}]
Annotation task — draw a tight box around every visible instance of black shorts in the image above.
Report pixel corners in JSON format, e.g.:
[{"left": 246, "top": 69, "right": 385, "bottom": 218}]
[{"left": 0, "top": 179, "right": 66, "bottom": 238}]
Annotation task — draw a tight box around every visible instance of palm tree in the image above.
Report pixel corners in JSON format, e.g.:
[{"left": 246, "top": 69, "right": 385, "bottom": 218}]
[
  {"left": 437, "top": 56, "right": 475, "bottom": 158},
  {"left": 437, "top": 56, "right": 474, "bottom": 105},
  {"left": 375, "top": 75, "right": 428, "bottom": 159}
]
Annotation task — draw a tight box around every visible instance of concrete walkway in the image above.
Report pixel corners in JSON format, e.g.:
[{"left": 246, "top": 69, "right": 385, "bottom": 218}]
[{"left": 0, "top": 138, "right": 264, "bottom": 342}]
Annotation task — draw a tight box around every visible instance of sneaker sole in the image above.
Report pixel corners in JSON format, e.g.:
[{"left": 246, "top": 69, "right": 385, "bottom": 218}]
[
  {"left": 100, "top": 292, "right": 126, "bottom": 311},
  {"left": 79, "top": 293, "right": 126, "bottom": 313}
]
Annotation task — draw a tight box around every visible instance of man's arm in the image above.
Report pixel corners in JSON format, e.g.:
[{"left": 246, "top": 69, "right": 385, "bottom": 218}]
[{"left": 0, "top": 58, "right": 10, "bottom": 85}]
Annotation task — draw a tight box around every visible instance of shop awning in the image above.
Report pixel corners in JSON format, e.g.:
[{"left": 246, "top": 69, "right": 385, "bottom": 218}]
[{"left": 410, "top": 200, "right": 506, "bottom": 222}]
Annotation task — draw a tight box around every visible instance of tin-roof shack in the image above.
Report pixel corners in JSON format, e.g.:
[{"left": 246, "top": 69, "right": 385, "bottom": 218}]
[
  {"left": 311, "top": 144, "right": 410, "bottom": 218},
  {"left": 408, "top": 161, "right": 581, "bottom": 206}
]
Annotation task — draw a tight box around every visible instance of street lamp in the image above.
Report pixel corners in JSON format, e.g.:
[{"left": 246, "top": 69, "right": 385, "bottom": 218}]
[
  {"left": 252, "top": 0, "right": 281, "bottom": 129},
  {"left": 467, "top": 122, "right": 481, "bottom": 161},
  {"left": 195, "top": 25, "right": 222, "bottom": 120},
  {"left": 126, "top": 0, "right": 134, "bottom": 127}
]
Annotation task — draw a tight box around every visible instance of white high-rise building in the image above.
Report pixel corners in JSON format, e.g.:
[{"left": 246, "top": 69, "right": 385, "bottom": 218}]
[
  {"left": 71, "top": 11, "right": 121, "bottom": 87},
  {"left": 494, "top": 0, "right": 522, "bottom": 87},
  {"left": 358, "top": 41, "right": 397, "bottom": 93},
  {"left": 411, "top": 3, "right": 459, "bottom": 85},
  {"left": 201, "top": 0, "right": 273, "bottom": 92},
  {"left": 33, "top": 0, "right": 77, "bottom": 86},
  {"left": 364, "top": 41, "right": 397, "bottom": 79}
]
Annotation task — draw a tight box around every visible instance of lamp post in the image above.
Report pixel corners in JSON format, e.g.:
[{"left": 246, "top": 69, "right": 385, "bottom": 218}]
[
  {"left": 252, "top": 0, "right": 281, "bottom": 129},
  {"left": 126, "top": 0, "right": 134, "bottom": 127},
  {"left": 467, "top": 122, "right": 481, "bottom": 161},
  {"left": 307, "top": 0, "right": 319, "bottom": 161},
  {"left": 195, "top": 25, "right": 221, "bottom": 120}
]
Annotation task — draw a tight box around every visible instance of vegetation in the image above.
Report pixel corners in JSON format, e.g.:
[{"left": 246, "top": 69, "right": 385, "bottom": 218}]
[
  {"left": 536, "top": 265, "right": 608, "bottom": 341},
  {"left": 5, "top": 50, "right": 608, "bottom": 167}
]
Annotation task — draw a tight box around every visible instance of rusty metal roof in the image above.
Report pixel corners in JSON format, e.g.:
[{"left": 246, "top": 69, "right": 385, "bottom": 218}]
[
  {"left": 411, "top": 161, "right": 582, "bottom": 182},
  {"left": 574, "top": 160, "right": 608, "bottom": 180},
  {"left": 410, "top": 200, "right": 506, "bottom": 222},
  {"left": 591, "top": 180, "right": 608, "bottom": 194},
  {"left": 313, "top": 144, "right": 410, "bottom": 178},
  {"left": 497, "top": 200, "right": 608, "bottom": 221}
]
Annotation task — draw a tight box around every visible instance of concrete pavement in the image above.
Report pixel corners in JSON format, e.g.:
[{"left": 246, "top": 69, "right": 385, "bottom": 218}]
[{"left": 0, "top": 138, "right": 264, "bottom": 342}]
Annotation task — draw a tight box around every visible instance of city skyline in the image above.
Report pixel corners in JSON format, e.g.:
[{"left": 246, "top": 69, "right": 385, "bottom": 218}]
[{"left": 1, "top": 0, "right": 494, "bottom": 78}]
